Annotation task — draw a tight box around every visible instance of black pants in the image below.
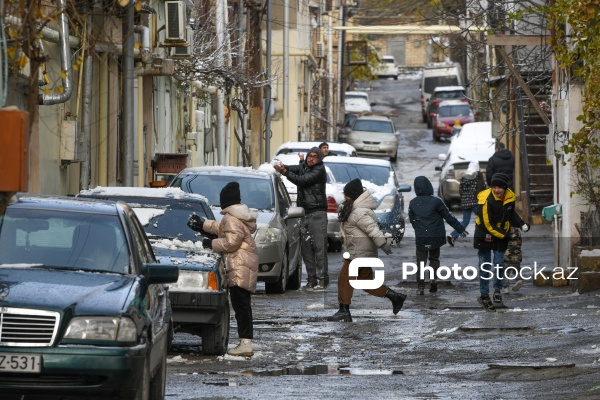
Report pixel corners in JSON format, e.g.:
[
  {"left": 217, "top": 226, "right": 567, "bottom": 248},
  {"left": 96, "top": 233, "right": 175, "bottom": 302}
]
[
  {"left": 416, "top": 247, "right": 440, "bottom": 287},
  {"left": 229, "top": 285, "right": 253, "bottom": 339}
]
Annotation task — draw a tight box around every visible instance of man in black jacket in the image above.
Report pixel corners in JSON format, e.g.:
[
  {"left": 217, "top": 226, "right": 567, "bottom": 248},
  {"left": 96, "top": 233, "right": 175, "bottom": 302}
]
[
  {"left": 274, "top": 147, "right": 329, "bottom": 290},
  {"left": 486, "top": 142, "right": 515, "bottom": 189},
  {"left": 409, "top": 176, "right": 467, "bottom": 295}
]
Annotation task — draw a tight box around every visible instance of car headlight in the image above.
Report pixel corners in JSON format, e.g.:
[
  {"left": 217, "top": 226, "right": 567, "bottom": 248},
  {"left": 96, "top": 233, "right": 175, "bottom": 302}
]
[
  {"left": 255, "top": 227, "right": 282, "bottom": 244},
  {"left": 436, "top": 121, "right": 446, "bottom": 128},
  {"left": 169, "top": 270, "right": 215, "bottom": 292},
  {"left": 377, "top": 195, "right": 396, "bottom": 212},
  {"left": 64, "top": 317, "right": 137, "bottom": 342},
  {"left": 382, "top": 141, "right": 397, "bottom": 145},
  {"left": 443, "top": 166, "right": 454, "bottom": 179}
]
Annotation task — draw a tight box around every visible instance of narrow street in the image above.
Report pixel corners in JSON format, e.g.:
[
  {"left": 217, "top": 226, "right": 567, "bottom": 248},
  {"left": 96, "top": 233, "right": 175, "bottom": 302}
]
[{"left": 165, "top": 77, "right": 600, "bottom": 399}]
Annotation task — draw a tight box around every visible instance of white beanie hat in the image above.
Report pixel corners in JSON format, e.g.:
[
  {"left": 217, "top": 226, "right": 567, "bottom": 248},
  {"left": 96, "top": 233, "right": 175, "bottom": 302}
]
[{"left": 467, "top": 160, "right": 480, "bottom": 172}]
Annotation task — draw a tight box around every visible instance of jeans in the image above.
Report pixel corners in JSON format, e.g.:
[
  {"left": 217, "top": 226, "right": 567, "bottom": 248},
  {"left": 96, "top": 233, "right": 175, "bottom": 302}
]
[
  {"left": 450, "top": 207, "right": 477, "bottom": 238},
  {"left": 301, "top": 211, "right": 329, "bottom": 285},
  {"left": 478, "top": 249, "right": 505, "bottom": 296}
]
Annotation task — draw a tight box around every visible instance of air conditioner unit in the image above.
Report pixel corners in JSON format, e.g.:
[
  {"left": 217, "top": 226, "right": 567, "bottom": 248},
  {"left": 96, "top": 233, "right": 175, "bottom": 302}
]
[
  {"left": 172, "top": 27, "right": 193, "bottom": 58},
  {"left": 316, "top": 41, "right": 325, "bottom": 58},
  {"left": 165, "top": 1, "right": 187, "bottom": 42}
]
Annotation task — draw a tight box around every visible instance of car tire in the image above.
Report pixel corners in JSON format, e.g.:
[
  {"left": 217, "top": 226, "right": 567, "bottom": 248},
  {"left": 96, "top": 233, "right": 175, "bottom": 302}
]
[
  {"left": 390, "top": 154, "right": 397, "bottom": 163},
  {"left": 286, "top": 252, "right": 302, "bottom": 290},
  {"left": 265, "top": 249, "right": 289, "bottom": 294},
  {"left": 393, "top": 219, "right": 405, "bottom": 244},
  {"left": 432, "top": 130, "right": 440, "bottom": 142},
  {"left": 201, "top": 304, "right": 230, "bottom": 356},
  {"left": 394, "top": 76, "right": 398, "bottom": 80},
  {"left": 149, "top": 342, "right": 167, "bottom": 400}
]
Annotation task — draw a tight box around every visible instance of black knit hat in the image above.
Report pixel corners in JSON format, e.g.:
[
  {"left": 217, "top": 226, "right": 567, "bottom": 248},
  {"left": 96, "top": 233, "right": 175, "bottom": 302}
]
[
  {"left": 344, "top": 178, "right": 364, "bottom": 200},
  {"left": 220, "top": 182, "right": 241, "bottom": 209},
  {"left": 491, "top": 173, "right": 510, "bottom": 190}
]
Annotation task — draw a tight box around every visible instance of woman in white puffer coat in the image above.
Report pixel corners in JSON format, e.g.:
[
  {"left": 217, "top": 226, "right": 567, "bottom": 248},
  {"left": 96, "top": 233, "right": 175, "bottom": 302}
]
[{"left": 327, "top": 178, "right": 408, "bottom": 322}]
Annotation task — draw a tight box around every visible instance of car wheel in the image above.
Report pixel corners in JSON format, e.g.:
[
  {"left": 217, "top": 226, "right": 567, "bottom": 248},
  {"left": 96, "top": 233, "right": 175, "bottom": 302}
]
[
  {"left": 286, "top": 252, "right": 302, "bottom": 290},
  {"left": 149, "top": 342, "right": 167, "bottom": 400},
  {"left": 265, "top": 249, "right": 288, "bottom": 294},
  {"left": 201, "top": 304, "right": 230, "bottom": 356},
  {"left": 394, "top": 76, "right": 398, "bottom": 80},
  {"left": 432, "top": 130, "right": 440, "bottom": 142},
  {"left": 393, "top": 220, "right": 405, "bottom": 244},
  {"left": 390, "top": 154, "right": 397, "bottom": 163}
]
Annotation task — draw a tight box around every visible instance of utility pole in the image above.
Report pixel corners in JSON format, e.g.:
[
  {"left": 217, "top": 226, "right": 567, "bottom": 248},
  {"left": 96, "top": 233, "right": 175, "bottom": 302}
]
[{"left": 246, "top": 2, "right": 262, "bottom": 167}]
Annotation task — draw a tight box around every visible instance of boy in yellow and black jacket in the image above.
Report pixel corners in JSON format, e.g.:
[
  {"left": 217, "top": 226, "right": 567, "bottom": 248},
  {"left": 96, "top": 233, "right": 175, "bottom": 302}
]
[{"left": 473, "top": 173, "right": 529, "bottom": 311}]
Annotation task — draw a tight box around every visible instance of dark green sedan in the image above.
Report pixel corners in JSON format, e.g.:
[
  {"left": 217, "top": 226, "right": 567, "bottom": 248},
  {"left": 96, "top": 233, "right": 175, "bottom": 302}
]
[{"left": 0, "top": 195, "right": 178, "bottom": 399}]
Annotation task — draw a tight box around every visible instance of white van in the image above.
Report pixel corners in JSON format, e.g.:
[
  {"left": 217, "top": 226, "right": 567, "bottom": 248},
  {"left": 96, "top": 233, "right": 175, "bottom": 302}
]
[{"left": 420, "top": 62, "right": 465, "bottom": 122}]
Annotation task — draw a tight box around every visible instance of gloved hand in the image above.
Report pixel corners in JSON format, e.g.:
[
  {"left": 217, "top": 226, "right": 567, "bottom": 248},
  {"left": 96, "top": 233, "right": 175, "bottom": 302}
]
[
  {"left": 459, "top": 231, "right": 469, "bottom": 238},
  {"left": 380, "top": 242, "right": 393, "bottom": 255},
  {"left": 521, "top": 223, "right": 530, "bottom": 232},
  {"left": 188, "top": 214, "right": 207, "bottom": 231},
  {"left": 202, "top": 237, "right": 213, "bottom": 249}
]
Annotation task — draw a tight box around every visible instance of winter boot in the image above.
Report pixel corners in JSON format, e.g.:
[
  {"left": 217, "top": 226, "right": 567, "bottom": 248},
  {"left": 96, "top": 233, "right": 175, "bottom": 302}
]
[
  {"left": 227, "top": 339, "right": 253, "bottom": 357},
  {"left": 385, "top": 289, "right": 407, "bottom": 315},
  {"left": 429, "top": 280, "right": 438, "bottom": 293},
  {"left": 327, "top": 304, "right": 352, "bottom": 322}
]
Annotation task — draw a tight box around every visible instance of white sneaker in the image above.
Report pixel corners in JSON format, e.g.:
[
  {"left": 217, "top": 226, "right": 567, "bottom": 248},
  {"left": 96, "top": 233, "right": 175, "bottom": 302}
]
[
  {"left": 501, "top": 287, "right": 510, "bottom": 294},
  {"left": 512, "top": 279, "right": 523, "bottom": 292},
  {"left": 227, "top": 339, "right": 253, "bottom": 357}
]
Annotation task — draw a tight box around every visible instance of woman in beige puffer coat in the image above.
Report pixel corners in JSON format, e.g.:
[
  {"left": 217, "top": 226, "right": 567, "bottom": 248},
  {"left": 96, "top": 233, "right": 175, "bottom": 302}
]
[
  {"left": 327, "top": 178, "right": 408, "bottom": 322},
  {"left": 195, "top": 182, "right": 259, "bottom": 357}
]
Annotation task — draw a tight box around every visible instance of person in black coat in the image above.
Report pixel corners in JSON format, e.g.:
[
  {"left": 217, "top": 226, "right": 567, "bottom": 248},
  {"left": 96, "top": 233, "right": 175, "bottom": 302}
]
[
  {"left": 274, "top": 147, "right": 329, "bottom": 290},
  {"left": 408, "top": 176, "right": 467, "bottom": 295},
  {"left": 486, "top": 142, "right": 515, "bottom": 189}
]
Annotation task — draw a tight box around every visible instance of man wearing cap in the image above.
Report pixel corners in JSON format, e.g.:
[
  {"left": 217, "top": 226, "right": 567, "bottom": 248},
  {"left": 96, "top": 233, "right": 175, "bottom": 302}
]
[
  {"left": 474, "top": 172, "right": 529, "bottom": 312},
  {"left": 274, "top": 147, "right": 329, "bottom": 290}
]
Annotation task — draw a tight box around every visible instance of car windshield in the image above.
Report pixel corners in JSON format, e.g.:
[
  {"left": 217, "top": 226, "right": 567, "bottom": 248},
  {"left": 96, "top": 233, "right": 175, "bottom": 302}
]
[
  {"left": 438, "top": 105, "right": 471, "bottom": 117},
  {"left": 345, "top": 94, "right": 368, "bottom": 100},
  {"left": 352, "top": 120, "right": 394, "bottom": 133},
  {"left": 325, "top": 163, "right": 392, "bottom": 186},
  {"left": 175, "top": 174, "right": 275, "bottom": 211},
  {"left": 276, "top": 148, "right": 348, "bottom": 156},
  {"left": 0, "top": 208, "right": 129, "bottom": 273}
]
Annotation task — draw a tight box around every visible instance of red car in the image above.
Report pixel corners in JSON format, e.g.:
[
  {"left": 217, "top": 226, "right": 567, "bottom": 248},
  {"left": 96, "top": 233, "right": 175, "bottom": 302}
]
[
  {"left": 426, "top": 85, "right": 467, "bottom": 128},
  {"left": 431, "top": 100, "right": 476, "bottom": 141}
]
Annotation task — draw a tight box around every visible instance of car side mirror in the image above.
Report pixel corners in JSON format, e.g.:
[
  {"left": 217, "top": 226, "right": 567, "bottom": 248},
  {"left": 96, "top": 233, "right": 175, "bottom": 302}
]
[
  {"left": 438, "top": 153, "right": 447, "bottom": 161},
  {"left": 397, "top": 183, "right": 411, "bottom": 193},
  {"left": 395, "top": 131, "right": 400, "bottom": 136},
  {"left": 435, "top": 165, "right": 443, "bottom": 171},
  {"left": 285, "top": 206, "right": 305, "bottom": 219},
  {"left": 142, "top": 263, "right": 179, "bottom": 284},
  {"left": 370, "top": 102, "right": 377, "bottom": 106}
]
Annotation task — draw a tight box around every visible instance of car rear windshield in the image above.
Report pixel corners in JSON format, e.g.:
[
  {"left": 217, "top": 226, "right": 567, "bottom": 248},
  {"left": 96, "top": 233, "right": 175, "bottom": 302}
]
[
  {"left": 352, "top": 120, "right": 394, "bottom": 133},
  {"left": 174, "top": 174, "right": 275, "bottom": 211},
  {"left": 325, "top": 163, "right": 392, "bottom": 186},
  {"left": 438, "top": 105, "right": 471, "bottom": 117},
  {"left": 276, "top": 148, "right": 348, "bottom": 156},
  {"left": 0, "top": 209, "right": 130, "bottom": 274},
  {"left": 433, "top": 90, "right": 465, "bottom": 100}
]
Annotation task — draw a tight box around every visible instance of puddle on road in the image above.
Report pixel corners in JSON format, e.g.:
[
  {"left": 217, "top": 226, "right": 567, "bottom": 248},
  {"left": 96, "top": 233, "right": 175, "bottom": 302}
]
[{"left": 233, "top": 364, "right": 403, "bottom": 376}]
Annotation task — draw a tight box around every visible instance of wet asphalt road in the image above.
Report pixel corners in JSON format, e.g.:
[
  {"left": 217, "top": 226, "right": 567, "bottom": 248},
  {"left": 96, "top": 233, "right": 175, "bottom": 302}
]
[{"left": 166, "top": 76, "right": 600, "bottom": 399}]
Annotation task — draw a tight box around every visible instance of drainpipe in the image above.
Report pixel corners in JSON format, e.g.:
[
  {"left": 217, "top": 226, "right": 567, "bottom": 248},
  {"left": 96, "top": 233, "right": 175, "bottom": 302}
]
[
  {"left": 283, "top": 0, "right": 288, "bottom": 149},
  {"left": 80, "top": 18, "right": 93, "bottom": 189},
  {"left": 123, "top": 2, "right": 135, "bottom": 186},
  {"left": 265, "top": 0, "right": 272, "bottom": 163},
  {"left": 216, "top": 0, "right": 226, "bottom": 165},
  {"left": 39, "top": 0, "right": 72, "bottom": 105}
]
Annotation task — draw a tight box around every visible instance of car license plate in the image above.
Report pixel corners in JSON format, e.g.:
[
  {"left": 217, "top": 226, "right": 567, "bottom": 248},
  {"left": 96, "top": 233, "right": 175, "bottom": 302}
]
[
  {"left": 364, "top": 145, "right": 379, "bottom": 151},
  {"left": 0, "top": 354, "right": 41, "bottom": 373}
]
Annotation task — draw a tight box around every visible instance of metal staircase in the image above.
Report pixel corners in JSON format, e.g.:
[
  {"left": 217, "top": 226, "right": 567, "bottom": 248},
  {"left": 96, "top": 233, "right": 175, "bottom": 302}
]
[{"left": 517, "top": 80, "right": 554, "bottom": 213}]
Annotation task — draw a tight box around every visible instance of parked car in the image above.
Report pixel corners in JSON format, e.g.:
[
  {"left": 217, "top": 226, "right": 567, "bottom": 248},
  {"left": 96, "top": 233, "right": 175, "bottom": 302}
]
[
  {"left": 431, "top": 99, "right": 476, "bottom": 141},
  {"left": 78, "top": 186, "right": 230, "bottom": 356},
  {"left": 345, "top": 91, "right": 376, "bottom": 114},
  {"left": 323, "top": 157, "right": 411, "bottom": 244},
  {"left": 347, "top": 114, "right": 399, "bottom": 162},
  {"left": 0, "top": 194, "right": 178, "bottom": 399},
  {"left": 435, "top": 140, "right": 495, "bottom": 207},
  {"left": 170, "top": 166, "right": 305, "bottom": 293},
  {"left": 426, "top": 85, "right": 467, "bottom": 128},
  {"left": 447, "top": 121, "right": 493, "bottom": 155},
  {"left": 268, "top": 156, "right": 344, "bottom": 252},
  {"left": 274, "top": 141, "right": 358, "bottom": 157},
  {"left": 373, "top": 55, "right": 398, "bottom": 80}
]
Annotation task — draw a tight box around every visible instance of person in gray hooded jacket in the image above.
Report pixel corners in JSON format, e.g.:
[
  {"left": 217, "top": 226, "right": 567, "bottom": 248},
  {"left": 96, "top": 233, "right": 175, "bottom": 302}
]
[
  {"left": 409, "top": 176, "right": 467, "bottom": 295},
  {"left": 327, "top": 179, "right": 407, "bottom": 322},
  {"left": 274, "top": 146, "right": 329, "bottom": 290}
]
